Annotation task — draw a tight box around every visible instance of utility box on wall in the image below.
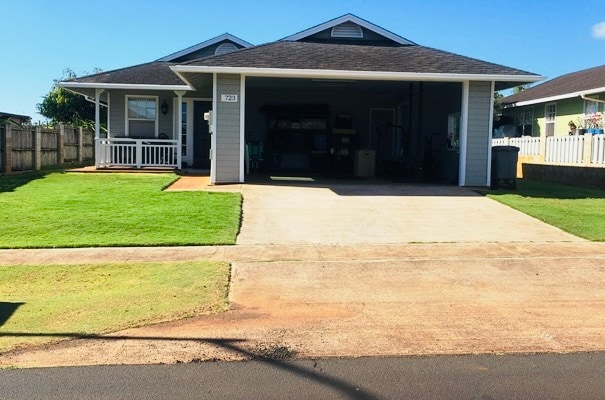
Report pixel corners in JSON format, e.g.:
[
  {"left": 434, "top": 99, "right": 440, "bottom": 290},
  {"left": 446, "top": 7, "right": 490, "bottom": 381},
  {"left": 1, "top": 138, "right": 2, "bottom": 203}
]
[{"left": 354, "top": 149, "right": 376, "bottom": 177}]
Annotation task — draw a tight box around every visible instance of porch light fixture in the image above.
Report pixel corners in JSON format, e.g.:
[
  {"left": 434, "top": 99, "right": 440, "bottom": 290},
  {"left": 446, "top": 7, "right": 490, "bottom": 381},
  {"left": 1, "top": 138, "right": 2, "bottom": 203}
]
[{"left": 161, "top": 100, "right": 169, "bottom": 115}]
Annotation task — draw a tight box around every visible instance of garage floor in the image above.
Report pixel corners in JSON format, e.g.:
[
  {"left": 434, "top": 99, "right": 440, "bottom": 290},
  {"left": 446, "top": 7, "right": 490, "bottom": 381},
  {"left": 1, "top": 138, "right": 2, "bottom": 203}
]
[{"left": 226, "top": 179, "right": 582, "bottom": 244}]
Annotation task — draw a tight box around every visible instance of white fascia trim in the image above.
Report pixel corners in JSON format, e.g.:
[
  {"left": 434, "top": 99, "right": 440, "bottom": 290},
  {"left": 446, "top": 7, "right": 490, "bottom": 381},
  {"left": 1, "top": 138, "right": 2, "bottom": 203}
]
[
  {"left": 172, "top": 65, "right": 544, "bottom": 83},
  {"left": 157, "top": 33, "right": 254, "bottom": 62},
  {"left": 59, "top": 82, "right": 193, "bottom": 91},
  {"left": 282, "top": 14, "right": 415, "bottom": 45},
  {"left": 512, "top": 86, "right": 605, "bottom": 107}
]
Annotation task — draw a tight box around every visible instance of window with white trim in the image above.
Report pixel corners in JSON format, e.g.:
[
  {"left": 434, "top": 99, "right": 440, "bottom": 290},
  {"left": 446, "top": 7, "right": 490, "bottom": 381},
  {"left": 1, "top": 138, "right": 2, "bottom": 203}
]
[
  {"left": 584, "top": 99, "right": 604, "bottom": 115},
  {"left": 545, "top": 103, "right": 556, "bottom": 137},
  {"left": 126, "top": 96, "right": 158, "bottom": 137},
  {"left": 515, "top": 107, "right": 533, "bottom": 136}
]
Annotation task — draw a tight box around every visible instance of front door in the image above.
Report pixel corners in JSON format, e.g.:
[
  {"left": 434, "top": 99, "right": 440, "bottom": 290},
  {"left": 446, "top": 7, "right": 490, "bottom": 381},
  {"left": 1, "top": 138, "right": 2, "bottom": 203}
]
[{"left": 193, "top": 101, "right": 212, "bottom": 169}]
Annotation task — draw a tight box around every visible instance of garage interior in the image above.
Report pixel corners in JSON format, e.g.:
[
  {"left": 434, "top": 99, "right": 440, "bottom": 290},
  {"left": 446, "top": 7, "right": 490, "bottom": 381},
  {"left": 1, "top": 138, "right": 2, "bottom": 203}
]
[{"left": 244, "top": 77, "right": 463, "bottom": 183}]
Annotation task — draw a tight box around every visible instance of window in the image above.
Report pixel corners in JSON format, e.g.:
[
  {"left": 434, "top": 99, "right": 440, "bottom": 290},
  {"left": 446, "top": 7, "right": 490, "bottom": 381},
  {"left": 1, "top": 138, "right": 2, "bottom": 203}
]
[
  {"left": 126, "top": 96, "right": 158, "bottom": 137},
  {"left": 584, "top": 100, "right": 603, "bottom": 115},
  {"left": 515, "top": 107, "right": 533, "bottom": 136},
  {"left": 447, "top": 113, "right": 460, "bottom": 150},
  {"left": 545, "top": 103, "right": 556, "bottom": 137}
]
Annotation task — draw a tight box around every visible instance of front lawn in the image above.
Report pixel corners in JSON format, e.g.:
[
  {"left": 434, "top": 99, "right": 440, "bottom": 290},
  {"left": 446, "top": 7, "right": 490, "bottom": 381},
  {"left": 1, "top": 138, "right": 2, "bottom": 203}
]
[
  {"left": 0, "top": 172, "right": 241, "bottom": 248},
  {"left": 0, "top": 261, "right": 230, "bottom": 353},
  {"left": 485, "top": 179, "right": 605, "bottom": 241}
]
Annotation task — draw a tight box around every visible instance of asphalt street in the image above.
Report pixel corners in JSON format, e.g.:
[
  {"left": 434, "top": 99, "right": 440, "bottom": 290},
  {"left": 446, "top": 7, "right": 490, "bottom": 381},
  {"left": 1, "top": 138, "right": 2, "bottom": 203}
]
[{"left": 1, "top": 352, "right": 603, "bottom": 399}]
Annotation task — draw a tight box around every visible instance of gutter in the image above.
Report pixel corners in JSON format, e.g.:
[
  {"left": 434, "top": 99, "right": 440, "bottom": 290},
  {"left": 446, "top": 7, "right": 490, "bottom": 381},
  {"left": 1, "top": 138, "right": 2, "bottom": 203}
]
[
  {"left": 508, "top": 86, "right": 605, "bottom": 107},
  {"left": 59, "top": 82, "right": 193, "bottom": 91},
  {"left": 171, "top": 65, "right": 543, "bottom": 83}
]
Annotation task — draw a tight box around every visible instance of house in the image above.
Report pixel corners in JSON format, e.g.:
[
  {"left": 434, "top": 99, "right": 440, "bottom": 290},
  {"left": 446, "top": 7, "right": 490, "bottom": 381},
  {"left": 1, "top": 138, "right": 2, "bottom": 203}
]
[
  {"left": 499, "top": 65, "right": 605, "bottom": 137},
  {"left": 0, "top": 112, "right": 31, "bottom": 126},
  {"left": 59, "top": 14, "right": 541, "bottom": 186}
]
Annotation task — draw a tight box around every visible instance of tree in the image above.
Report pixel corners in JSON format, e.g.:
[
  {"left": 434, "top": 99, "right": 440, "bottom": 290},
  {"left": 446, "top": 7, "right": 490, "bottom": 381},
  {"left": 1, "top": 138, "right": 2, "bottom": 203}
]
[
  {"left": 512, "top": 83, "right": 533, "bottom": 94},
  {"left": 37, "top": 68, "right": 104, "bottom": 128}
]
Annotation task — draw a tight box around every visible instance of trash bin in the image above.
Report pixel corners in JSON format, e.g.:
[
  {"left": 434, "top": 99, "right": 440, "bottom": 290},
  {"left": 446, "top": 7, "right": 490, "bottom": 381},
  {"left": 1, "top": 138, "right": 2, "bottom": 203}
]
[{"left": 491, "top": 145, "right": 519, "bottom": 189}]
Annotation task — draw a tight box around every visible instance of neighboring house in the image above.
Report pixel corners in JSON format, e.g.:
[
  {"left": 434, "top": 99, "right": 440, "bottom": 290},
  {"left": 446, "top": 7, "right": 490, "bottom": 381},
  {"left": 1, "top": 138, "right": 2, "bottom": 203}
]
[
  {"left": 60, "top": 14, "right": 540, "bottom": 186},
  {"left": 0, "top": 112, "right": 31, "bottom": 125},
  {"left": 500, "top": 65, "right": 605, "bottom": 137}
]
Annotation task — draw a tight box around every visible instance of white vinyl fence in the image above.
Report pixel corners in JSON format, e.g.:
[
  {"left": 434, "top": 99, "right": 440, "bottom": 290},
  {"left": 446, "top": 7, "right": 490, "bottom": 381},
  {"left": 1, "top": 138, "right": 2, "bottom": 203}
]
[
  {"left": 493, "top": 134, "right": 605, "bottom": 166},
  {"left": 545, "top": 136, "right": 584, "bottom": 164},
  {"left": 492, "top": 136, "right": 540, "bottom": 155}
]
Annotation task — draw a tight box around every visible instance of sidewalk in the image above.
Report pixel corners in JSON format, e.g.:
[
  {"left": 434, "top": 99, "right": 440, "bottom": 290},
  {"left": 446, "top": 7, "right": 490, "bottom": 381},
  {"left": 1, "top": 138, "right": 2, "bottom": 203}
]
[{"left": 1, "top": 242, "right": 605, "bottom": 368}]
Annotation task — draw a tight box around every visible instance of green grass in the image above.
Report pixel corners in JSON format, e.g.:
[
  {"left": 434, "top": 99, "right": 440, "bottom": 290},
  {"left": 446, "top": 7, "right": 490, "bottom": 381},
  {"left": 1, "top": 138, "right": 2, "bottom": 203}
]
[
  {"left": 0, "top": 172, "right": 241, "bottom": 248},
  {"left": 0, "top": 261, "right": 230, "bottom": 353},
  {"left": 484, "top": 179, "right": 605, "bottom": 241}
]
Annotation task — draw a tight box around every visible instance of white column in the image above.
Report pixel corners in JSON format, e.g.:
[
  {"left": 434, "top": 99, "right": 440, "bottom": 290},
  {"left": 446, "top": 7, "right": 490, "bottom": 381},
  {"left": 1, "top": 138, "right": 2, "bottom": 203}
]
[
  {"left": 94, "top": 88, "right": 104, "bottom": 168},
  {"left": 458, "top": 81, "right": 469, "bottom": 186},
  {"left": 486, "top": 81, "right": 496, "bottom": 188},
  {"left": 210, "top": 73, "right": 217, "bottom": 184},
  {"left": 174, "top": 90, "right": 186, "bottom": 170},
  {"left": 239, "top": 75, "right": 246, "bottom": 183}
]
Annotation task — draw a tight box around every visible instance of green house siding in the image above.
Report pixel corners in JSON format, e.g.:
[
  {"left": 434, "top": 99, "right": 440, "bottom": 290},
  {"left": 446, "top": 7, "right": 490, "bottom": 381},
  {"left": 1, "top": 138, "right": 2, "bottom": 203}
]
[{"left": 503, "top": 98, "right": 585, "bottom": 137}]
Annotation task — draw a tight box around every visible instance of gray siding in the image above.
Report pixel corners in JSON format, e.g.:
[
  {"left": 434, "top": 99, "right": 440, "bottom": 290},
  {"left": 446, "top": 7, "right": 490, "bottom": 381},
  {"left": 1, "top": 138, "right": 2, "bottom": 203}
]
[
  {"left": 215, "top": 74, "right": 242, "bottom": 183},
  {"left": 463, "top": 81, "right": 492, "bottom": 186}
]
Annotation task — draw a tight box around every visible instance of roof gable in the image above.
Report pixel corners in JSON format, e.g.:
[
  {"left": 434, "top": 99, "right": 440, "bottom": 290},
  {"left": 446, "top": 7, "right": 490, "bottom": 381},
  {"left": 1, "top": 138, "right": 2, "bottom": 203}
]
[
  {"left": 157, "top": 33, "right": 253, "bottom": 62},
  {"left": 501, "top": 64, "right": 605, "bottom": 105},
  {"left": 281, "top": 14, "right": 415, "bottom": 46}
]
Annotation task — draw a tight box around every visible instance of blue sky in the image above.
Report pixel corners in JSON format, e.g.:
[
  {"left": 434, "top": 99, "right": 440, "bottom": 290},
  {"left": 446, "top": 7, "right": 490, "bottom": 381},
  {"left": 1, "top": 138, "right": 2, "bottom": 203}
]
[{"left": 2, "top": 0, "right": 604, "bottom": 122}]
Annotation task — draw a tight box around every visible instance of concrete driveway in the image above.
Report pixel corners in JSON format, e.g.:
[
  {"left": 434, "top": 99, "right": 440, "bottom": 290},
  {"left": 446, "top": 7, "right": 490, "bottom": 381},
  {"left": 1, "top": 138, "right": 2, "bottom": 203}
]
[{"left": 234, "top": 180, "right": 582, "bottom": 244}]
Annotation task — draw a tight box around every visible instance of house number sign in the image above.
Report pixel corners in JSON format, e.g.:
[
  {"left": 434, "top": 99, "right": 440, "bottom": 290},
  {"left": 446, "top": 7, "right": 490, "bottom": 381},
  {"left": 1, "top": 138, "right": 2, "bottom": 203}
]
[{"left": 220, "top": 94, "right": 238, "bottom": 103}]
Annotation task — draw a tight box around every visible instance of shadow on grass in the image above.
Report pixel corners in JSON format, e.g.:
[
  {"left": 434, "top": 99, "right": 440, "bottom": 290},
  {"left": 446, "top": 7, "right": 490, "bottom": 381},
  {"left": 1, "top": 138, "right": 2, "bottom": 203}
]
[
  {"left": 0, "top": 303, "right": 24, "bottom": 326},
  {"left": 480, "top": 179, "right": 605, "bottom": 200},
  {"left": 0, "top": 171, "right": 53, "bottom": 193},
  {"left": 0, "top": 331, "right": 378, "bottom": 399}
]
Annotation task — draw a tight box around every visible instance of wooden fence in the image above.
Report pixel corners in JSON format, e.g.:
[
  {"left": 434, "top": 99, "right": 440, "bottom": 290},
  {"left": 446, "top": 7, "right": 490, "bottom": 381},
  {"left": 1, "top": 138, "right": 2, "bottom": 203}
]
[{"left": 0, "top": 124, "right": 94, "bottom": 173}]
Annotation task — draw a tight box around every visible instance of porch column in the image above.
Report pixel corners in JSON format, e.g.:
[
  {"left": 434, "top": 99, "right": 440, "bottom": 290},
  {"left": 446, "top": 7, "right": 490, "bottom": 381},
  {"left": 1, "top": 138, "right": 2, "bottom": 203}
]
[
  {"left": 94, "top": 88, "right": 104, "bottom": 168},
  {"left": 459, "top": 81, "right": 469, "bottom": 186},
  {"left": 174, "top": 90, "right": 186, "bottom": 170}
]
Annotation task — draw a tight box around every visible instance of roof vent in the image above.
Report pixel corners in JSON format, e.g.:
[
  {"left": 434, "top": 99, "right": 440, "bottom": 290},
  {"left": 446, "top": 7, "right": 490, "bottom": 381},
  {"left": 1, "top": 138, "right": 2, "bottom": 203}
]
[
  {"left": 331, "top": 22, "right": 363, "bottom": 39},
  {"left": 215, "top": 43, "right": 238, "bottom": 55}
]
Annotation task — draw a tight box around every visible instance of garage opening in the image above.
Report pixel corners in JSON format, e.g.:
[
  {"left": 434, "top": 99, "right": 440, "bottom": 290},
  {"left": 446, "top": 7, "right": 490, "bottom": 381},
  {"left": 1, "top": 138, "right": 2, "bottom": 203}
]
[{"left": 244, "top": 77, "right": 462, "bottom": 184}]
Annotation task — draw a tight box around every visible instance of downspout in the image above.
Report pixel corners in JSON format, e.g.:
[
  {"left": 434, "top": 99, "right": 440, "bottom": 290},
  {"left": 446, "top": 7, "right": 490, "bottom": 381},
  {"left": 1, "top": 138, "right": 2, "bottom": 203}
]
[
  {"left": 581, "top": 94, "right": 605, "bottom": 104},
  {"left": 94, "top": 88, "right": 104, "bottom": 168}
]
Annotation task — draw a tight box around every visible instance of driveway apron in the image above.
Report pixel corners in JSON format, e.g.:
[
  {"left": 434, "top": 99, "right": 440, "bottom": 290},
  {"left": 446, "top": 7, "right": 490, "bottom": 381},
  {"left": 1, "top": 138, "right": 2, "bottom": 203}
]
[{"left": 234, "top": 182, "right": 582, "bottom": 245}]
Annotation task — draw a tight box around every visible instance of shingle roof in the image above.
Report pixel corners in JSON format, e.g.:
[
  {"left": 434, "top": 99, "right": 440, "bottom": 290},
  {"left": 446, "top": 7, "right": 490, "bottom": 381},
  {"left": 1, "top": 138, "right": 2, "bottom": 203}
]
[
  {"left": 501, "top": 64, "right": 605, "bottom": 104},
  {"left": 66, "top": 62, "right": 184, "bottom": 86},
  {"left": 183, "top": 41, "right": 536, "bottom": 76}
]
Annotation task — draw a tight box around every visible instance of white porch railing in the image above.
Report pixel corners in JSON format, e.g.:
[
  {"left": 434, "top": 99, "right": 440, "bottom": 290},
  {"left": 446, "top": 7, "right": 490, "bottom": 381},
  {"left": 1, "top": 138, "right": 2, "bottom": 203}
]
[
  {"left": 96, "top": 138, "right": 179, "bottom": 168},
  {"left": 545, "top": 135, "right": 584, "bottom": 164}
]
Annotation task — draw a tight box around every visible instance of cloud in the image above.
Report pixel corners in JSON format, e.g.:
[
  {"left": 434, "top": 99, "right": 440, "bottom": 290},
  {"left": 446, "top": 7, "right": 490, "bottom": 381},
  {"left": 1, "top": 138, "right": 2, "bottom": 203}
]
[{"left": 592, "top": 22, "right": 605, "bottom": 39}]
